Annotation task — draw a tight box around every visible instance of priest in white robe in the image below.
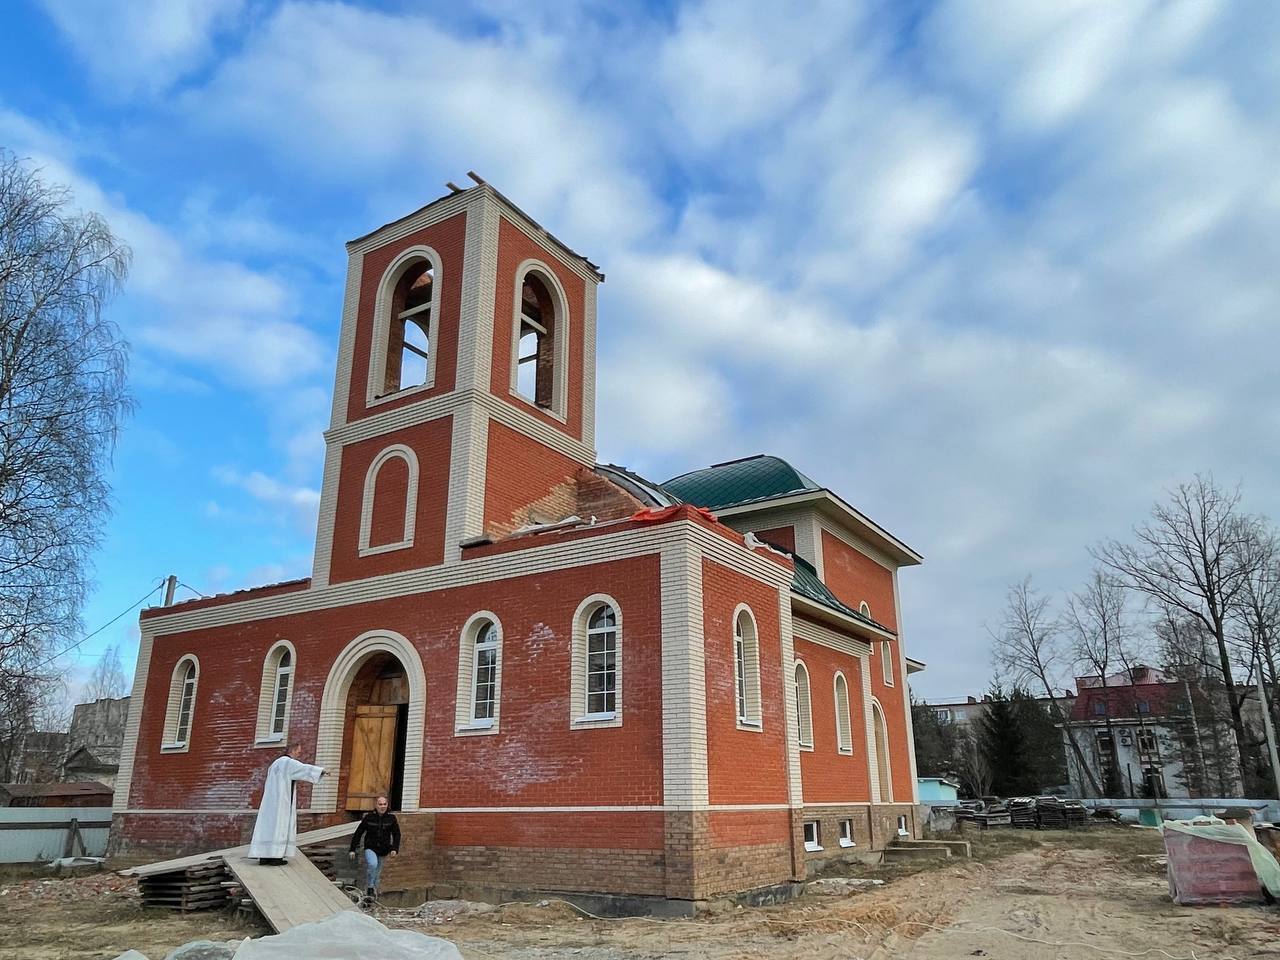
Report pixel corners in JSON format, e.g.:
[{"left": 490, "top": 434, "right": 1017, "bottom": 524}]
[{"left": 248, "top": 743, "right": 327, "bottom": 863}]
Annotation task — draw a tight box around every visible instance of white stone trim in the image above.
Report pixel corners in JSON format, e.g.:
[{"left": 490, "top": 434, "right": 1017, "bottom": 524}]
[
  {"left": 569, "top": 593, "right": 623, "bottom": 729},
  {"left": 142, "top": 519, "right": 789, "bottom": 638},
  {"left": 327, "top": 250, "right": 365, "bottom": 432},
  {"left": 507, "top": 258, "right": 571, "bottom": 423},
  {"left": 442, "top": 404, "right": 489, "bottom": 563},
  {"left": 793, "top": 617, "right": 874, "bottom": 659},
  {"left": 454, "top": 611, "right": 503, "bottom": 736},
  {"left": 870, "top": 696, "right": 894, "bottom": 803},
  {"left": 861, "top": 655, "right": 880, "bottom": 804},
  {"left": 581, "top": 278, "right": 597, "bottom": 450},
  {"left": 833, "top": 671, "right": 854, "bottom": 755},
  {"left": 732, "top": 603, "right": 763, "bottom": 731},
  {"left": 357, "top": 444, "right": 420, "bottom": 556},
  {"left": 324, "top": 389, "right": 595, "bottom": 468},
  {"left": 779, "top": 590, "right": 805, "bottom": 807},
  {"left": 793, "top": 659, "right": 814, "bottom": 751},
  {"left": 114, "top": 630, "right": 156, "bottom": 812},
  {"left": 894, "top": 567, "right": 920, "bottom": 802},
  {"left": 312, "top": 630, "right": 427, "bottom": 813},
  {"left": 661, "top": 541, "right": 708, "bottom": 808},
  {"left": 310, "top": 442, "right": 343, "bottom": 589},
  {"left": 254, "top": 639, "right": 297, "bottom": 745},
  {"left": 454, "top": 198, "right": 500, "bottom": 393},
  {"left": 347, "top": 190, "right": 474, "bottom": 257},
  {"left": 364, "top": 245, "right": 445, "bottom": 406},
  {"left": 161, "top": 654, "right": 200, "bottom": 752}
]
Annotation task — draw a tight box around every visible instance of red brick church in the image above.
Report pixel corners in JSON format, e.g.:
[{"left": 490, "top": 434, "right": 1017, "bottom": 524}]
[{"left": 111, "top": 181, "right": 925, "bottom": 908}]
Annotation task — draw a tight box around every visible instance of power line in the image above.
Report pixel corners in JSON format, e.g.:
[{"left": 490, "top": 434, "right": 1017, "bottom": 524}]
[
  {"left": 34, "top": 579, "right": 165, "bottom": 670},
  {"left": 177, "top": 581, "right": 207, "bottom": 599}
]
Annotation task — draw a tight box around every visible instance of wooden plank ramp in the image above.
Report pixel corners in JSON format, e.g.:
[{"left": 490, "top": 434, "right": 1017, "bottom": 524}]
[
  {"left": 119, "top": 822, "right": 358, "bottom": 878},
  {"left": 224, "top": 853, "right": 357, "bottom": 933}
]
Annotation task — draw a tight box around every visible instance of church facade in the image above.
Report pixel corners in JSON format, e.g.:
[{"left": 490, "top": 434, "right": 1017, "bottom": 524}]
[{"left": 111, "top": 181, "right": 925, "bottom": 907}]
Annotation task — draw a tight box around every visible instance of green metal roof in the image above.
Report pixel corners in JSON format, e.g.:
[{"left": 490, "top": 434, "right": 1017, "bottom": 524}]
[
  {"left": 790, "top": 555, "right": 894, "bottom": 635},
  {"left": 663, "top": 455, "right": 819, "bottom": 511}
]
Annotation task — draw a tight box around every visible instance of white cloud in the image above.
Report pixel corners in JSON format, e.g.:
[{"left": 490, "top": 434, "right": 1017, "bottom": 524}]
[
  {"left": 40, "top": 0, "right": 244, "bottom": 96},
  {"left": 24, "top": 0, "right": 1279, "bottom": 701}
]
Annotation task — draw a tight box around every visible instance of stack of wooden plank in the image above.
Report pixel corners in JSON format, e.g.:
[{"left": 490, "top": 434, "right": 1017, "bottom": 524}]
[
  {"left": 1062, "top": 799, "right": 1088, "bottom": 827},
  {"left": 1008, "top": 798, "right": 1038, "bottom": 829},
  {"left": 138, "top": 860, "right": 232, "bottom": 912},
  {"left": 1035, "top": 796, "right": 1068, "bottom": 829}
]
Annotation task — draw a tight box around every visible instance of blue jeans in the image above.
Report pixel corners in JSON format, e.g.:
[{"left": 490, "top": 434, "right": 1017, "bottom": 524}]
[{"left": 363, "top": 848, "right": 383, "bottom": 891}]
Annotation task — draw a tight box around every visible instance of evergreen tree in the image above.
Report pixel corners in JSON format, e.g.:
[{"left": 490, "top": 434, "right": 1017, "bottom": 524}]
[
  {"left": 977, "top": 684, "right": 1029, "bottom": 796},
  {"left": 911, "top": 697, "right": 959, "bottom": 778}
]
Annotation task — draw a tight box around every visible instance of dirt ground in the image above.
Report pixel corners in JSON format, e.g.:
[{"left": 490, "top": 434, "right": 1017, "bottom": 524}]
[{"left": 4, "top": 828, "right": 1279, "bottom": 960}]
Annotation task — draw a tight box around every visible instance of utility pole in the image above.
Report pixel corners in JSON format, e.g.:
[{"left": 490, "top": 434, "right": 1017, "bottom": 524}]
[
  {"left": 163, "top": 574, "right": 177, "bottom": 607},
  {"left": 1256, "top": 650, "right": 1280, "bottom": 801}
]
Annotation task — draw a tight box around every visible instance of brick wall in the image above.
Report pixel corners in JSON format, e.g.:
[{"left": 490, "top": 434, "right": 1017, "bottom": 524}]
[
  {"left": 819, "top": 531, "right": 913, "bottom": 802},
  {"left": 794, "top": 639, "right": 871, "bottom": 803},
  {"left": 753, "top": 525, "right": 795, "bottom": 553},
  {"left": 123, "top": 553, "right": 664, "bottom": 815},
  {"left": 701, "top": 560, "right": 789, "bottom": 806},
  {"left": 346, "top": 212, "right": 467, "bottom": 424},
  {"left": 489, "top": 217, "right": 587, "bottom": 440},
  {"left": 328, "top": 418, "right": 452, "bottom": 583}
]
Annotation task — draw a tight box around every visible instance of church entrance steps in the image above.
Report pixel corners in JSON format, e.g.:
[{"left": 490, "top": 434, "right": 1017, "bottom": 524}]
[{"left": 888, "top": 837, "right": 971, "bottom": 858}]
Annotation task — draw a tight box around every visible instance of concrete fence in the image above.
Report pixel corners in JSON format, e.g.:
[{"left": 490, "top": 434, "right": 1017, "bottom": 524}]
[
  {"left": 1080, "top": 798, "right": 1280, "bottom": 824},
  {"left": 0, "top": 806, "right": 111, "bottom": 863}
]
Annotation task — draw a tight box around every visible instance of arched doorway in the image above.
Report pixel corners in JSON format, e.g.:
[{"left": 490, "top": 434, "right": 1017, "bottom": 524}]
[
  {"left": 871, "top": 699, "right": 893, "bottom": 803},
  {"left": 313, "top": 631, "right": 426, "bottom": 815}
]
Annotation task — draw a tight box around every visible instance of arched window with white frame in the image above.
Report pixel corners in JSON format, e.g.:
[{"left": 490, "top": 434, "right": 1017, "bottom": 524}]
[
  {"left": 255, "top": 641, "right": 296, "bottom": 744},
  {"left": 880, "top": 641, "right": 895, "bottom": 686},
  {"left": 834, "top": 671, "right": 853, "bottom": 754},
  {"left": 510, "top": 262, "right": 570, "bottom": 418},
  {"left": 162, "top": 655, "right": 199, "bottom": 751},
  {"left": 358, "top": 444, "right": 420, "bottom": 556},
  {"left": 454, "top": 613, "right": 503, "bottom": 735},
  {"left": 794, "top": 660, "right": 813, "bottom": 749},
  {"left": 570, "top": 596, "right": 622, "bottom": 728},
  {"left": 734, "top": 606, "right": 762, "bottom": 730},
  {"left": 368, "top": 248, "right": 443, "bottom": 402}
]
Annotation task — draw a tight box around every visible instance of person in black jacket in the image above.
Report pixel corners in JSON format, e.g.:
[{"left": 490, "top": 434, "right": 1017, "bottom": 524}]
[{"left": 349, "top": 794, "right": 400, "bottom": 901}]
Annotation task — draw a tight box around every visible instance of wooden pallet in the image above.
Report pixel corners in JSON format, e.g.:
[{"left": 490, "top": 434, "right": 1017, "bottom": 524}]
[{"left": 138, "top": 863, "right": 233, "bottom": 912}]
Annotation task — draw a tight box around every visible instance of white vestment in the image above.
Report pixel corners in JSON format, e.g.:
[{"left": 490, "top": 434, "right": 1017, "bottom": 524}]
[{"left": 248, "top": 755, "right": 325, "bottom": 859}]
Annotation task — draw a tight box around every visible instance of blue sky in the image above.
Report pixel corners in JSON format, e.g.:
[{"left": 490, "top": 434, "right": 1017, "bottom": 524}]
[{"left": 4, "top": 0, "right": 1279, "bottom": 707}]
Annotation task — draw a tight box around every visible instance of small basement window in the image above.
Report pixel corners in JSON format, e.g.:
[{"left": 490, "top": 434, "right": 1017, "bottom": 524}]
[
  {"left": 803, "top": 820, "right": 822, "bottom": 852},
  {"left": 839, "top": 819, "right": 855, "bottom": 848}
]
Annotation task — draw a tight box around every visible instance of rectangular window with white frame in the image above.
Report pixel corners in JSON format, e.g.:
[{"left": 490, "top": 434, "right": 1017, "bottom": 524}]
[
  {"left": 839, "top": 819, "right": 855, "bottom": 847},
  {"left": 803, "top": 820, "right": 822, "bottom": 852}
]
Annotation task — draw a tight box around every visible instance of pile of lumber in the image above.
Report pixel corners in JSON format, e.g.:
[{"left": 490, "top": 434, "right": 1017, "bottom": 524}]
[
  {"left": 1062, "top": 799, "right": 1088, "bottom": 827},
  {"left": 1035, "top": 796, "right": 1068, "bottom": 829},
  {"left": 138, "top": 861, "right": 232, "bottom": 912},
  {"left": 1008, "top": 797, "right": 1038, "bottom": 828}
]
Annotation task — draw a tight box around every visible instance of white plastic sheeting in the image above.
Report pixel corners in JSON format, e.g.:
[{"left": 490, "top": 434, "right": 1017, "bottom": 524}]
[
  {"left": 232, "top": 912, "right": 462, "bottom": 960},
  {"left": 115, "top": 913, "right": 462, "bottom": 960},
  {"left": 1162, "top": 816, "right": 1280, "bottom": 898}
]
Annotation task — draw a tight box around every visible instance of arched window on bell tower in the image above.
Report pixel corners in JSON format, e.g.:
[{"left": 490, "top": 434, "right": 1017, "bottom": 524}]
[{"left": 510, "top": 262, "right": 569, "bottom": 418}]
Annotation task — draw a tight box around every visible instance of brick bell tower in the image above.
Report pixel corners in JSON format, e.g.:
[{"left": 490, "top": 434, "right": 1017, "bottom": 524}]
[{"left": 309, "top": 179, "right": 604, "bottom": 588}]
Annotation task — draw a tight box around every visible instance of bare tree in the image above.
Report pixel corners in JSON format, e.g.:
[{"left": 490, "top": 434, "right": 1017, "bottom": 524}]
[
  {"left": 0, "top": 151, "right": 131, "bottom": 732},
  {"left": 990, "top": 577, "right": 1103, "bottom": 796},
  {"left": 1093, "top": 476, "right": 1265, "bottom": 792},
  {"left": 1062, "top": 570, "right": 1135, "bottom": 795},
  {"left": 84, "top": 643, "right": 127, "bottom": 701}
]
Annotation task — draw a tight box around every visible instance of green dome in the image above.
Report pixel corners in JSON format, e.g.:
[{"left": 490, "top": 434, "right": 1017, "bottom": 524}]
[{"left": 663, "top": 455, "right": 819, "bottom": 510}]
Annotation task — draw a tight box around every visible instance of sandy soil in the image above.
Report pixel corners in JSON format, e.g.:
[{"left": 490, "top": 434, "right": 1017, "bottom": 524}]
[{"left": 4, "top": 829, "right": 1278, "bottom": 960}]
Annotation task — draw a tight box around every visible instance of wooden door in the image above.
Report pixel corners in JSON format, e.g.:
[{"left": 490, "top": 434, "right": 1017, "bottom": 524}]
[{"left": 347, "top": 704, "right": 398, "bottom": 812}]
